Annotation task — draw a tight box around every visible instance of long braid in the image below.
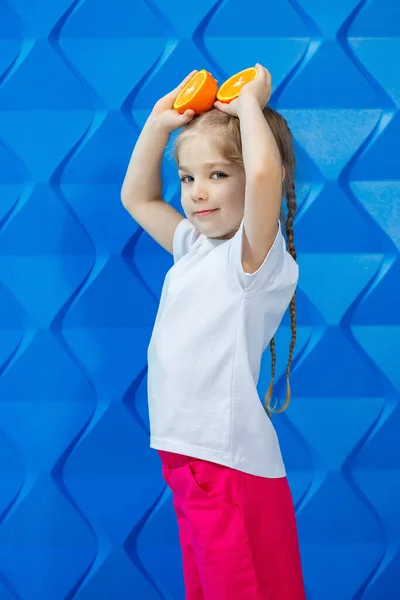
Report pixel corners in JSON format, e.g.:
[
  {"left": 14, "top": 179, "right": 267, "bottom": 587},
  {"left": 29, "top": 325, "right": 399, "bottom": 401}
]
[
  {"left": 264, "top": 337, "right": 277, "bottom": 417},
  {"left": 283, "top": 176, "right": 297, "bottom": 407},
  {"left": 264, "top": 111, "right": 298, "bottom": 416}
]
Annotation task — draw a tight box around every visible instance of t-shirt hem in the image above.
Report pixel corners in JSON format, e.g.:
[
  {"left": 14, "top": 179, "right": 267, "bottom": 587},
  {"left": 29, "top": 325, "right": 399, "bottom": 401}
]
[{"left": 150, "top": 437, "right": 286, "bottom": 479}]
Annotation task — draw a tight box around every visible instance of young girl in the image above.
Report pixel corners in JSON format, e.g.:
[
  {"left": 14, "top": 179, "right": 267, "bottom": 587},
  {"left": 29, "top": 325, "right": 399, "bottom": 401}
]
[{"left": 121, "top": 64, "right": 305, "bottom": 600}]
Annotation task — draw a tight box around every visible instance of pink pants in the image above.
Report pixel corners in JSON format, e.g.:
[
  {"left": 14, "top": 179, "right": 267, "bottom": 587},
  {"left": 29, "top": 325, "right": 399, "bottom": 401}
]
[{"left": 159, "top": 450, "right": 306, "bottom": 600}]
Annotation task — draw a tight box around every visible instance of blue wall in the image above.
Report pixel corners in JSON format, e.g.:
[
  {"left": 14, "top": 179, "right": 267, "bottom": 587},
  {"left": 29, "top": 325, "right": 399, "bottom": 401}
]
[{"left": 0, "top": 0, "right": 399, "bottom": 598}]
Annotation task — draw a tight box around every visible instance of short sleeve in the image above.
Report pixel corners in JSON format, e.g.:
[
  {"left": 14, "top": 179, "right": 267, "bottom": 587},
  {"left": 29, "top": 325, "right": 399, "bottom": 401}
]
[
  {"left": 172, "top": 218, "right": 202, "bottom": 264},
  {"left": 228, "top": 219, "right": 299, "bottom": 294}
]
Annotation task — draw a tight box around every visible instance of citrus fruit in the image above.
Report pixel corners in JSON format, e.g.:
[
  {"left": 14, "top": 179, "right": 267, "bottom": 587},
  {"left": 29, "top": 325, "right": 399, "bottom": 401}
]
[
  {"left": 216, "top": 67, "right": 258, "bottom": 103},
  {"left": 173, "top": 70, "right": 218, "bottom": 114}
]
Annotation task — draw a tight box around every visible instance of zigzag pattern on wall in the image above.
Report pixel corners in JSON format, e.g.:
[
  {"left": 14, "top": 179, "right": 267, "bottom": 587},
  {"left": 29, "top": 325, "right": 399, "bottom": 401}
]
[{"left": 0, "top": 0, "right": 399, "bottom": 598}]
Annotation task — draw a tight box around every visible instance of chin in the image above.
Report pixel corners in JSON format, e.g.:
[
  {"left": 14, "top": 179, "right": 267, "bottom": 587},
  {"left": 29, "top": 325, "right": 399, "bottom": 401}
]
[{"left": 210, "top": 230, "right": 236, "bottom": 240}]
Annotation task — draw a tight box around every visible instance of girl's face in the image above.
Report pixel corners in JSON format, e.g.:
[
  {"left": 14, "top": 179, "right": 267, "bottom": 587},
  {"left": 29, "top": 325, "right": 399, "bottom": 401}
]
[{"left": 177, "top": 133, "right": 246, "bottom": 240}]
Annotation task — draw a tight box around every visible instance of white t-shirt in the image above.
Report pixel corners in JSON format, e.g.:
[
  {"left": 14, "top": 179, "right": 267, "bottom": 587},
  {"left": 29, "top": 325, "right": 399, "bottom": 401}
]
[{"left": 147, "top": 217, "right": 298, "bottom": 478}]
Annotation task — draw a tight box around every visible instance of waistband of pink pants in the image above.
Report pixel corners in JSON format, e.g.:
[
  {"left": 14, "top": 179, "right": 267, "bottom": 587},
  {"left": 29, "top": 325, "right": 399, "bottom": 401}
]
[{"left": 158, "top": 449, "right": 195, "bottom": 468}]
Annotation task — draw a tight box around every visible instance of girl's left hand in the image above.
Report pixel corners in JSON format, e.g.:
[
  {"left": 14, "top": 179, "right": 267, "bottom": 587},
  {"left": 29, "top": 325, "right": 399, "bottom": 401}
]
[{"left": 214, "top": 63, "right": 272, "bottom": 117}]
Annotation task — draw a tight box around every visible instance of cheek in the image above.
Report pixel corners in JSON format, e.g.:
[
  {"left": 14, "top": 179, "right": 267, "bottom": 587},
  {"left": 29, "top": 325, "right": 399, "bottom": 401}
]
[
  {"left": 180, "top": 187, "right": 189, "bottom": 205},
  {"left": 180, "top": 189, "right": 193, "bottom": 215},
  {"left": 221, "top": 180, "right": 245, "bottom": 205}
]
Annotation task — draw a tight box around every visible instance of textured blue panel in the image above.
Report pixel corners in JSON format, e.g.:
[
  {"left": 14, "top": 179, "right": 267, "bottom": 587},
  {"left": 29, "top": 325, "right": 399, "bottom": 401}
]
[{"left": 0, "top": 0, "right": 399, "bottom": 598}]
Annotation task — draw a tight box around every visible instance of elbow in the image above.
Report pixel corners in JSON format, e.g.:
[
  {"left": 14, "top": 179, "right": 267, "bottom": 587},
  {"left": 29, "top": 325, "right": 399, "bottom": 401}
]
[
  {"left": 245, "top": 165, "right": 282, "bottom": 193},
  {"left": 244, "top": 171, "right": 272, "bottom": 195},
  {"left": 247, "top": 164, "right": 281, "bottom": 183},
  {"left": 121, "top": 184, "right": 132, "bottom": 209}
]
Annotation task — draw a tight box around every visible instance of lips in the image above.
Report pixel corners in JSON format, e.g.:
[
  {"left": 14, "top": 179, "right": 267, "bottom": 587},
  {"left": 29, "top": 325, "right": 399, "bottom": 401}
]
[{"left": 195, "top": 208, "right": 219, "bottom": 216}]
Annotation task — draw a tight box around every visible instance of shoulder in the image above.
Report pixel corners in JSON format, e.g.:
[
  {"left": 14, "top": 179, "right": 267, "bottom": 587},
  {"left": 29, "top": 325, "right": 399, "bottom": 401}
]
[
  {"left": 227, "top": 219, "right": 298, "bottom": 294},
  {"left": 173, "top": 219, "right": 204, "bottom": 263}
]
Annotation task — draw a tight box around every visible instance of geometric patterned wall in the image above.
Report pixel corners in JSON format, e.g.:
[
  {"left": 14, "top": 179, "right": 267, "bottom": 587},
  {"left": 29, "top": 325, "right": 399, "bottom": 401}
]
[{"left": 0, "top": 0, "right": 398, "bottom": 598}]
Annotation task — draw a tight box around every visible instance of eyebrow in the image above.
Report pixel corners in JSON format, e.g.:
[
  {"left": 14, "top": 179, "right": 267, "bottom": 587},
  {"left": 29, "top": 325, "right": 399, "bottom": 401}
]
[{"left": 178, "top": 161, "right": 232, "bottom": 171}]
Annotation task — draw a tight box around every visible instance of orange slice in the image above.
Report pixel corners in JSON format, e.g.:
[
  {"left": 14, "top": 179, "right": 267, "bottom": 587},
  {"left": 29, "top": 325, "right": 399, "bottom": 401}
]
[
  {"left": 216, "top": 67, "right": 258, "bottom": 103},
  {"left": 173, "top": 70, "right": 218, "bottom": 114}
]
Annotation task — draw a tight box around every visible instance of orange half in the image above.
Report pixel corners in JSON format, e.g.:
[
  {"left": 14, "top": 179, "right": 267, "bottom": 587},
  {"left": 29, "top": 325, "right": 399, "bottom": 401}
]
[
  {"left": 216, "top": 67, "right": 258, "bottom": 103},
  {"left": 173, "top": 70, "right": 218, "bottom": 114}
]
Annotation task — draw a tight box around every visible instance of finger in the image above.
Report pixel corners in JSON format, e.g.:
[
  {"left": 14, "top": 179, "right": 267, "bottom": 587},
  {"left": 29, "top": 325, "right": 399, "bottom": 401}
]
[
  {"left": 214, "top": 100, "right": 230, "bottom": 113},
  {"left": 258, "top": 64, "right": 271, "bottom": 85},
  {"left": 175, "top": 70, "right": 198, "bottom": 92},
  {"left": 162, "top": 71, "right": 197, "bottom": 105},
  {"left": 177, "top": 109, "right": 196, "bottom": 125},
  {"left": 254, "top": 63, "right": 266, "bottom": 80}
]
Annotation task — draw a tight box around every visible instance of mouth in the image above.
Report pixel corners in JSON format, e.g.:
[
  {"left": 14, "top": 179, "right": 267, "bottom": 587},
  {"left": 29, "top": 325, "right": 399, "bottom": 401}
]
[{"left": 195, "top": 208, "right": 219, "bottom": 217}]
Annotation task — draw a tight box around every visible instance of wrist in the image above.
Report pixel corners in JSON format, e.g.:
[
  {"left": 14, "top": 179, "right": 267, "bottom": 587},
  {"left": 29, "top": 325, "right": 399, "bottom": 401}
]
[
  {"left": 147, "top": 112, "right": 172, "bottom": 137},
  {"left": 237, "top": 93, "right": 263, "bottom": 118}
]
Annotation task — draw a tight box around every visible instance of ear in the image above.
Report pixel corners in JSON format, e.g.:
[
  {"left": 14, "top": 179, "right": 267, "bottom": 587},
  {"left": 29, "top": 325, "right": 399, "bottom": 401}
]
[{"left": 281, "top": 165, "right": 286, "bottom": 182}]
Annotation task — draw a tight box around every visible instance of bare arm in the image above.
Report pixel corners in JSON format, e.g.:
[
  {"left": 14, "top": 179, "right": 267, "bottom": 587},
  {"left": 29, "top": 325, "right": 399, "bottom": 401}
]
[
  {"left": 121, "top": 72, "right": 197, "bottom": 254},
  {"left": 238, "top": 93, "right": 282, "bottom": 271},
  {"left": 121, "top": 117, "right": 183, "bottom": 253},
  {"left": 214, "top": 65, "right": 282, "bottom": 273}
]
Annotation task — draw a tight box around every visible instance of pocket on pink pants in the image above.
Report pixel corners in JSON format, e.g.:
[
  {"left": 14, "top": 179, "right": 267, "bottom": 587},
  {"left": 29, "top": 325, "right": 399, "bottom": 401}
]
[{"left": 187, "top": 459, "right": 238, "bottom": 508}]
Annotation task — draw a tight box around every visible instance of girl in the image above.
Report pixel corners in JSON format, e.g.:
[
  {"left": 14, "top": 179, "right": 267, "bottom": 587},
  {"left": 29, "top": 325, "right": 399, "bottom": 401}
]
[{"left": 121, "top": 64, "right": 305, "bottom": 600}]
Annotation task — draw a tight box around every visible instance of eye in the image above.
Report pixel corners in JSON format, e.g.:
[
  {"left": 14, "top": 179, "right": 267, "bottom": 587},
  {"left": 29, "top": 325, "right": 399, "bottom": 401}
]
[
  {"left": 211, "top": 172, "right": 227, "bottom": 180},
  {"left": 180, "top": 175, "right": 193, "bottom": 183}
]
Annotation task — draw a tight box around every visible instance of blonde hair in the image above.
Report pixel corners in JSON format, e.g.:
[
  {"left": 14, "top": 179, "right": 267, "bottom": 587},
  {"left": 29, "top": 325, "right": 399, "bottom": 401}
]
[{"left": 174, "top": 108, "right": 297, "bottom": 417}]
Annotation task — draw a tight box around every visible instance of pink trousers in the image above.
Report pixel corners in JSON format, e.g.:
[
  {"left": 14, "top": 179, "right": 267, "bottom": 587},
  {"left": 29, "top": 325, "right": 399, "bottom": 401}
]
[{"left": 159, "top": 450, "right": 306, "bottom": 600}]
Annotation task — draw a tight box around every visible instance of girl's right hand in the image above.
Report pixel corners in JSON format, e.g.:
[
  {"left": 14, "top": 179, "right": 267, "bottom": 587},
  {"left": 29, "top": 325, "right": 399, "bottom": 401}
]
[{"left": 151, "top": 71, "right": 197, "bottom": 133}]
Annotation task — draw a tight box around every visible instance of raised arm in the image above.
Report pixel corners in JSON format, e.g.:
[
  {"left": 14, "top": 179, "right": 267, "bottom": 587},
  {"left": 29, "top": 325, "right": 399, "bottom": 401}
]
[
  {"left": 214, "top": 65, "right": 283, "bottom": 273},
  {"left": 121, "top": 72, "right": 197, "bottom": 254}
]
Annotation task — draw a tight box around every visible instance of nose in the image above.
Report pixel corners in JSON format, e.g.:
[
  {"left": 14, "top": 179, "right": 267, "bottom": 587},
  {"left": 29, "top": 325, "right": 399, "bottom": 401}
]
[{"left": 191, "top": 182, "right": 209, "bottom": 202}]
